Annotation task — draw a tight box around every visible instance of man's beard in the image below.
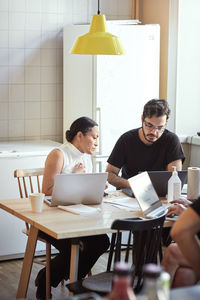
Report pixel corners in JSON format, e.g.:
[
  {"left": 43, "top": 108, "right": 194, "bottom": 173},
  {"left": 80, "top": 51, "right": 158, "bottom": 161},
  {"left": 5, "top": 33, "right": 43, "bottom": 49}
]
[{"left": 142, "top": 126, "right": 158, "bottom": 144}]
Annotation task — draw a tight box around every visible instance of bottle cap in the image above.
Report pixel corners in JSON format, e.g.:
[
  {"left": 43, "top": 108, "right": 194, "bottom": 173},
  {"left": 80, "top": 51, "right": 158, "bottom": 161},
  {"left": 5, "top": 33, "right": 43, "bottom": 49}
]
[
  {"left": 114, "top": 262, "right": 134, "bottom": 276},
  {"left": 172, "top": 166, "right": 177, "bottom": 175},
  {"left": 143, "top": 264, "right": 163, "bottom": 278}
]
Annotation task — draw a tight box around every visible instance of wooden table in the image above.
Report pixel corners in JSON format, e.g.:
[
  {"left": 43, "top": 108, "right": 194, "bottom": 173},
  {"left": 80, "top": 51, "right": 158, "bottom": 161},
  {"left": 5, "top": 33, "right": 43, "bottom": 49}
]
[{"left": 0, "top": 192, "right": 147, "bottom": 299}]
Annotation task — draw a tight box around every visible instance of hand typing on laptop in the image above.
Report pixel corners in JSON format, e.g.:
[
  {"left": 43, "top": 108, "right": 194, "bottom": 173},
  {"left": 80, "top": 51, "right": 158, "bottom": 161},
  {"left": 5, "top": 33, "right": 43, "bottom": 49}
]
[
  {"left": 166, "top": 195, "right": 193, "bottom": 219},
  {"left": 167, "top": 197, "right": 192, "bottom": 217},
  {"left": 167, "top": 203, "right": 186, "bottom": 217},
  {"left": 170, "top": 197, "right": 192, "bottom": 207}
]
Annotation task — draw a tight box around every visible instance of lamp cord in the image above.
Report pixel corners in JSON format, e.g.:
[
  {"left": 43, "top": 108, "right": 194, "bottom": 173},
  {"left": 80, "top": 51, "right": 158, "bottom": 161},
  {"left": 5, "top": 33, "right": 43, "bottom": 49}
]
[{"left": 97, "top": 0, "right": 100, "bottom": 14}]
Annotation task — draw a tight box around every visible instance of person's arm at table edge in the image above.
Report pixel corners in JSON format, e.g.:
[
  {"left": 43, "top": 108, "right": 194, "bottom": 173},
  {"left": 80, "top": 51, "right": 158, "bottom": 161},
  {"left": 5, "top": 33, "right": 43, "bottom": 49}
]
[
  {"left": 167, "top": 159, "right": 182, "bottom": 171},
  {"left": 171, "top": 206, "right": 200, "bottom": 279},
  {"left": 107, "top": 159, "right": 183, "bottom": 189},
  {"left": 106, "top": 163, "right": 130, "bottom": 189}
]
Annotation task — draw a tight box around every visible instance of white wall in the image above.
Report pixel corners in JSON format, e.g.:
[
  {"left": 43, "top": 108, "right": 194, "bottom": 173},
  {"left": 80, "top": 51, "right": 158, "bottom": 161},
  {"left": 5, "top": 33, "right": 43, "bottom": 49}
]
[
  {"left": 176, "top": 0, "right": 200, "bottom": 135},
  {"left": 167, "top": 0, "right": 200, "bottom": 136},
  {"left": 0, "top": 0, "right": 132, "bottom": 142}
]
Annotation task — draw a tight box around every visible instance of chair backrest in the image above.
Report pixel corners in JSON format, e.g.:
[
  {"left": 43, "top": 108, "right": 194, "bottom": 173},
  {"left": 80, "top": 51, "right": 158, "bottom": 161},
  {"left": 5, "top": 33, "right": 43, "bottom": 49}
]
[
  {"left": 14, "top": 168, "right": 44, "bottom": 230},
  {"left": 14, "top": 168, "right": 44, "bottom": 198},
  {"left": 108, "top": 214, "right": 165, "bottom": 293}
]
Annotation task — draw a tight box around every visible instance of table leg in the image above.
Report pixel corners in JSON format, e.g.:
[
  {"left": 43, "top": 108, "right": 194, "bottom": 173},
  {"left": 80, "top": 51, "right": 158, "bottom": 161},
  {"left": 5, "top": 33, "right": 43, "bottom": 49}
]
[
  {"left": 69, "top": 239, "right": 80, "bottom": 296},
  {"left": 17, "top": 226, "right": 38, "bottom": 299}
]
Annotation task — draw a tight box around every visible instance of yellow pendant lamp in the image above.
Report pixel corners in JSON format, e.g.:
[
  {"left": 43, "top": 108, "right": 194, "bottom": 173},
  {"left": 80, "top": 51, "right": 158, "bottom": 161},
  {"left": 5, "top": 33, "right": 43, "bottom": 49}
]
[{"left": 70, "top": 1, "right": 124, "bottom": 55}]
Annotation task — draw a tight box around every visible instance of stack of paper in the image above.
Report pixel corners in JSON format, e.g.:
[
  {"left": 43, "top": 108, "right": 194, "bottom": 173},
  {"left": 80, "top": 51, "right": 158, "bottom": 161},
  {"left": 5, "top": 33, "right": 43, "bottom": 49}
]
[
  {"left": 58, "top": 204, "right": 101, "bottom": 215},
  {"left": 104, "top": 197, "right": 140, "bottom": 211}
]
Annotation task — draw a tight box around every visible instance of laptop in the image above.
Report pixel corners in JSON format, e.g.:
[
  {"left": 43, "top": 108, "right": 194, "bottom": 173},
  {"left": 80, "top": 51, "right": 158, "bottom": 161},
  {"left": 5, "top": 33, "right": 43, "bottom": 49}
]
[
  {"left": 128, "top": 172, "right": 169, "bottom": 218},
  {"left": 122, "top": 170, "right": 187, "bottom": 198},
  {"left": 45, "top": 172, "right": 108, "bottom": 207},
  {"left": 148, "top": 170, "right": 187, "bottom": 197}
]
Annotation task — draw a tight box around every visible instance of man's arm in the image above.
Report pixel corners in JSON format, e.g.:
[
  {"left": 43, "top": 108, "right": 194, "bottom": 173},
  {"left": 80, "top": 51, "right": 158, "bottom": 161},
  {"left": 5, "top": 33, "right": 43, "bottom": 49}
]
[
  {"left": 167, "top": 159, "right": 182, "bottom": 171},
  {"left": 171, "top": 206, "right": 200, "bottom": 280},
  {"left": 106, "top": 163, "right": 130, "bottom": 189}
]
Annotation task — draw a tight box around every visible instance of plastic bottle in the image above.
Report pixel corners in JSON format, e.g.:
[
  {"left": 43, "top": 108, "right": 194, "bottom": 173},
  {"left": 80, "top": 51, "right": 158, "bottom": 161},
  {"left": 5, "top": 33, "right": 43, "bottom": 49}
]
[
  {"left": 167, "top": 166, "right": 181, "bottom": 201},
  {"left": 137, "top": 264, "right": 169, "bottom": 300},
  {"left": 108, "top": 262, "right": 136, "bottom": 300},
  {"left": 159, "top": 271, "right": 170, "bottom": 300}
]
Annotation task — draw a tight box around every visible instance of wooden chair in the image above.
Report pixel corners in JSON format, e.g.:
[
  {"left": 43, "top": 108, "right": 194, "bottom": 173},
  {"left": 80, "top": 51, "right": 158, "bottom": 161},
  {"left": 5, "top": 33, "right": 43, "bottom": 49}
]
[
  {"left": 14, "top": 168, "right": 51, "bottom": 299},
  {"left": 67, "top": 213, "right": 165, "bottom": 295}
]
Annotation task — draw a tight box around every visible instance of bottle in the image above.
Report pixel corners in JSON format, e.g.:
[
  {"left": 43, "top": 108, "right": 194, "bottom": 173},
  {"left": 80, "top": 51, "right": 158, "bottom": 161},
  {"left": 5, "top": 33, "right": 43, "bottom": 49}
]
[
  {"left": 167, "top": 166, "right": 181, "bottom": 201},
  {"left": 108, "top": 262, "right": 136, "bottom": 300},
  {"left": 137, "top": 264, "right": 170, "bottom": 300},
  {"left": 159, "top": 271, "right": 170, "bottom": 300}
]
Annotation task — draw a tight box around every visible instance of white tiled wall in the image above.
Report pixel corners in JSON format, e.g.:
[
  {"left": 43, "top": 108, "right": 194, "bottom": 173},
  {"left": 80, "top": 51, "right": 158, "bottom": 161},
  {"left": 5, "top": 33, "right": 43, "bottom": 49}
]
[{"left": 0, "top": 0, "right": 132, "bottom": 142}]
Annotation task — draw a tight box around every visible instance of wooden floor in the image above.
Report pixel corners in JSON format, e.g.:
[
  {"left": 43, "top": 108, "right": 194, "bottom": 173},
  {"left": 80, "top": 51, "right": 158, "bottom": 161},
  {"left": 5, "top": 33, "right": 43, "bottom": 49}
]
[{"left": 0, "top": 253, "right": 108, "bottom": 300}]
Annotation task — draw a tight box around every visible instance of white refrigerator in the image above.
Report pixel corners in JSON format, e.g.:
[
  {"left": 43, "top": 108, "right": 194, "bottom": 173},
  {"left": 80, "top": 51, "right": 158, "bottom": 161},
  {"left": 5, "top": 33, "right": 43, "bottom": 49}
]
[
  {"left": 0, "top": 140, "right": 61, "bottom": 260},
  {"left": 63, "top": 21, "right": 160, "bottom": 172}
]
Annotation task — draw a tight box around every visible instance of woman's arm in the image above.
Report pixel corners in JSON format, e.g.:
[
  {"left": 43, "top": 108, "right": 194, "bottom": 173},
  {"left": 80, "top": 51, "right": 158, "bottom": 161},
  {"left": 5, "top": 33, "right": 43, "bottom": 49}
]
[
  {"left": 42, "top": 149, "right": 64, "bottom": 196},
  {"left": 171, "top": 206, "right": 200, "bottom": 279}
]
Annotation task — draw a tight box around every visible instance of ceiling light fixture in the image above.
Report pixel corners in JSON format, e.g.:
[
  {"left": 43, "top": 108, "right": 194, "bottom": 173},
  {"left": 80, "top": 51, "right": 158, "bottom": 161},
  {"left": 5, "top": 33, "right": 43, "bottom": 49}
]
[{"left": 70, "top": 0, "right": 124, "bottom": 55}]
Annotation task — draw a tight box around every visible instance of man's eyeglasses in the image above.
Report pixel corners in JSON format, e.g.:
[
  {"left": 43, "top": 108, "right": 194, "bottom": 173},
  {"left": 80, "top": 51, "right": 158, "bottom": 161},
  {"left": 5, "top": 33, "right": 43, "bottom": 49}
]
[{"left": 143, "top": 120, "right": 166, "bottom": 133}]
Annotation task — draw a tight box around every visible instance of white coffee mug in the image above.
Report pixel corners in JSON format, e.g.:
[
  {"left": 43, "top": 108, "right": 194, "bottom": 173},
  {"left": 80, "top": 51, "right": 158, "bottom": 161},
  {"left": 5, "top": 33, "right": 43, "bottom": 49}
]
[{"left": 29, "top": 193, "right": 45, "bottom": 213}]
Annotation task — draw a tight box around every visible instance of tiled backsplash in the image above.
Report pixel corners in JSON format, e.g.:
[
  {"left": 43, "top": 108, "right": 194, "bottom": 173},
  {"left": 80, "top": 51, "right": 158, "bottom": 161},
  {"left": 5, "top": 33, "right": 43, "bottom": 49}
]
[{"left": 0, "top": 0, "right": 132, "bottom": 143}]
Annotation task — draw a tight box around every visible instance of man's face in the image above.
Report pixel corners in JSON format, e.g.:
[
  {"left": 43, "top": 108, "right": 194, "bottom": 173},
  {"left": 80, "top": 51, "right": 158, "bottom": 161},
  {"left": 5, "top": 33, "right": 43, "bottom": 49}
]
[{"left": 142, "top": 115, "right": 167, "bottom": 143}]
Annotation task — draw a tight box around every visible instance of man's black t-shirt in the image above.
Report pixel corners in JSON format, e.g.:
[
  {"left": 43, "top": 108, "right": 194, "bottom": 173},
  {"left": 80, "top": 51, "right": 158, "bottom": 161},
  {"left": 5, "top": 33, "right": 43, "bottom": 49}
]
[{"left": 107, "top": 128, "right": 185, "bottom": 179}]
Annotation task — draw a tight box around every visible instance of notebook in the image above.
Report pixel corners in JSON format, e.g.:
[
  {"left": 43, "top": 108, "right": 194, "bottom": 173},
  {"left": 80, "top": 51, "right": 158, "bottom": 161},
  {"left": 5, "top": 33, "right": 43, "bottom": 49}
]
[
  {"left": 128, "top": 172, "right": 169, "bottom": 218},
  {"left": 45, "top": 172, "right": 108, "bottom": 207},
  {"left": 122, "top": 170, "right": 187, "bottom": 198}
]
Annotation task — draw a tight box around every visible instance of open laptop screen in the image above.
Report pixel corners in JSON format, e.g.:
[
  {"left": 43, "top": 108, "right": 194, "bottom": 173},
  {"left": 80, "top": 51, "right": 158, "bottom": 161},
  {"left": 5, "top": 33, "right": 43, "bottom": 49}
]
[
  {"left": 128, "top": 172, "right": 160, "bottom": 212},
  {"left": 47, "top": 172, "right": 108, "bottom": 206}
]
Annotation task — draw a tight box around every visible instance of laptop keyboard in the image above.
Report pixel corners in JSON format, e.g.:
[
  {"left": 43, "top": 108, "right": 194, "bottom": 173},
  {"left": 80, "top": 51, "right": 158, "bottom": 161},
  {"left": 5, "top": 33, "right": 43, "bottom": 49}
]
[{"left": 147, "top": 204, "right": 169, "bottom": 218}]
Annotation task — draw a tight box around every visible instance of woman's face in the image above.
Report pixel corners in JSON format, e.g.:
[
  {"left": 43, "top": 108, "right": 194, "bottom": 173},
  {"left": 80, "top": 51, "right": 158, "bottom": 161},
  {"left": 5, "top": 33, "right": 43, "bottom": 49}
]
[{"left": 79, "top": 126, "right": 99, "bottom": 154}]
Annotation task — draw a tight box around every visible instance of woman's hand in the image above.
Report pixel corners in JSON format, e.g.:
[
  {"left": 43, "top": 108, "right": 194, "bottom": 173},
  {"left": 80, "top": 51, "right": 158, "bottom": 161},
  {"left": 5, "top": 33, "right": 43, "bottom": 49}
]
[
  {"left": 167, "top": 203, "right": 186, "bottom": 216},
  {"left": 170, "top": 198, "right": 192, "bottom": 207},
  {"left": 105, "top": 181, "right": 109, "bottom": 190},
  {"left": 72, "top": 162, "right": 86, "bottom": 174}
]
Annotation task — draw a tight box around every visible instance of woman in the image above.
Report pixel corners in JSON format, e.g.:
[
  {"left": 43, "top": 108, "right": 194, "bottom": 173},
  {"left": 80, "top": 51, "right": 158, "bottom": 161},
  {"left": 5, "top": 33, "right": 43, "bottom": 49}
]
[{"left": 36, "top": 117, "right": 110, "bottom": 299}]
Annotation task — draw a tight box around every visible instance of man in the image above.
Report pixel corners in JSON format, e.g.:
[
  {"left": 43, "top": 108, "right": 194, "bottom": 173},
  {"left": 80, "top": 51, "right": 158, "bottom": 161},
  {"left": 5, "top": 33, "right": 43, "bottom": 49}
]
[
  {"left": 106, "top": 99, "right": 185, "bottom": 188},
  {"left": 162, "top": 197, "right": 200, "bottom": 288}
]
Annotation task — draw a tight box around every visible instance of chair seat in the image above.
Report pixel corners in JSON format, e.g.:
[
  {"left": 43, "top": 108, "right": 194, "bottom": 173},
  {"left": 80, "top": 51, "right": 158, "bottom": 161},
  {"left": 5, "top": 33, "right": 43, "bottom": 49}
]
[
  {"left": 82, "top": 271, "right": 113, "bottom": 293},
  {"left": 67, "top": 215, "right": 165, "bottom": 296},
  {"left": 66, "top": 279, "right": 88, "bottom": 295}
]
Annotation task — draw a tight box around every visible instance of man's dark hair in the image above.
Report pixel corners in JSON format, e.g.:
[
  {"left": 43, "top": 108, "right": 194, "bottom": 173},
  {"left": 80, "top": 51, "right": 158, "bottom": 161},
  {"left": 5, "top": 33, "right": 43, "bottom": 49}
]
[
  {"left": 142, "top": 99, "right": 171, "bottom": 120},
  {"left": 65, "top": 116, "right": 98, "bottom": 142}
]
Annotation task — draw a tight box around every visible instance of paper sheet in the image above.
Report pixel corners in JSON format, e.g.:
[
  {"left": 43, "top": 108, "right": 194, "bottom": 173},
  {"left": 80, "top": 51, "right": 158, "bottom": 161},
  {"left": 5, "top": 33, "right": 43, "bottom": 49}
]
[
  {"left": 58, "top": 204, "right": 101, "bottom": 215},
  {"left": 104, "top": 197, "right": 140, "bottom": 211}
]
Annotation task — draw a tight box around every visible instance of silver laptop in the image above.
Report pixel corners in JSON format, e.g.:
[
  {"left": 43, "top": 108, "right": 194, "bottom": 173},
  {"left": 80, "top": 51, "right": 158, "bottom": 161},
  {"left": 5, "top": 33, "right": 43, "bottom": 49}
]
[
  {"left": 128, "top": 172, "right": 168, "bottom": 218},
  {"left": 45, "top": 172, "right": 108, "bottom": 207}
]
